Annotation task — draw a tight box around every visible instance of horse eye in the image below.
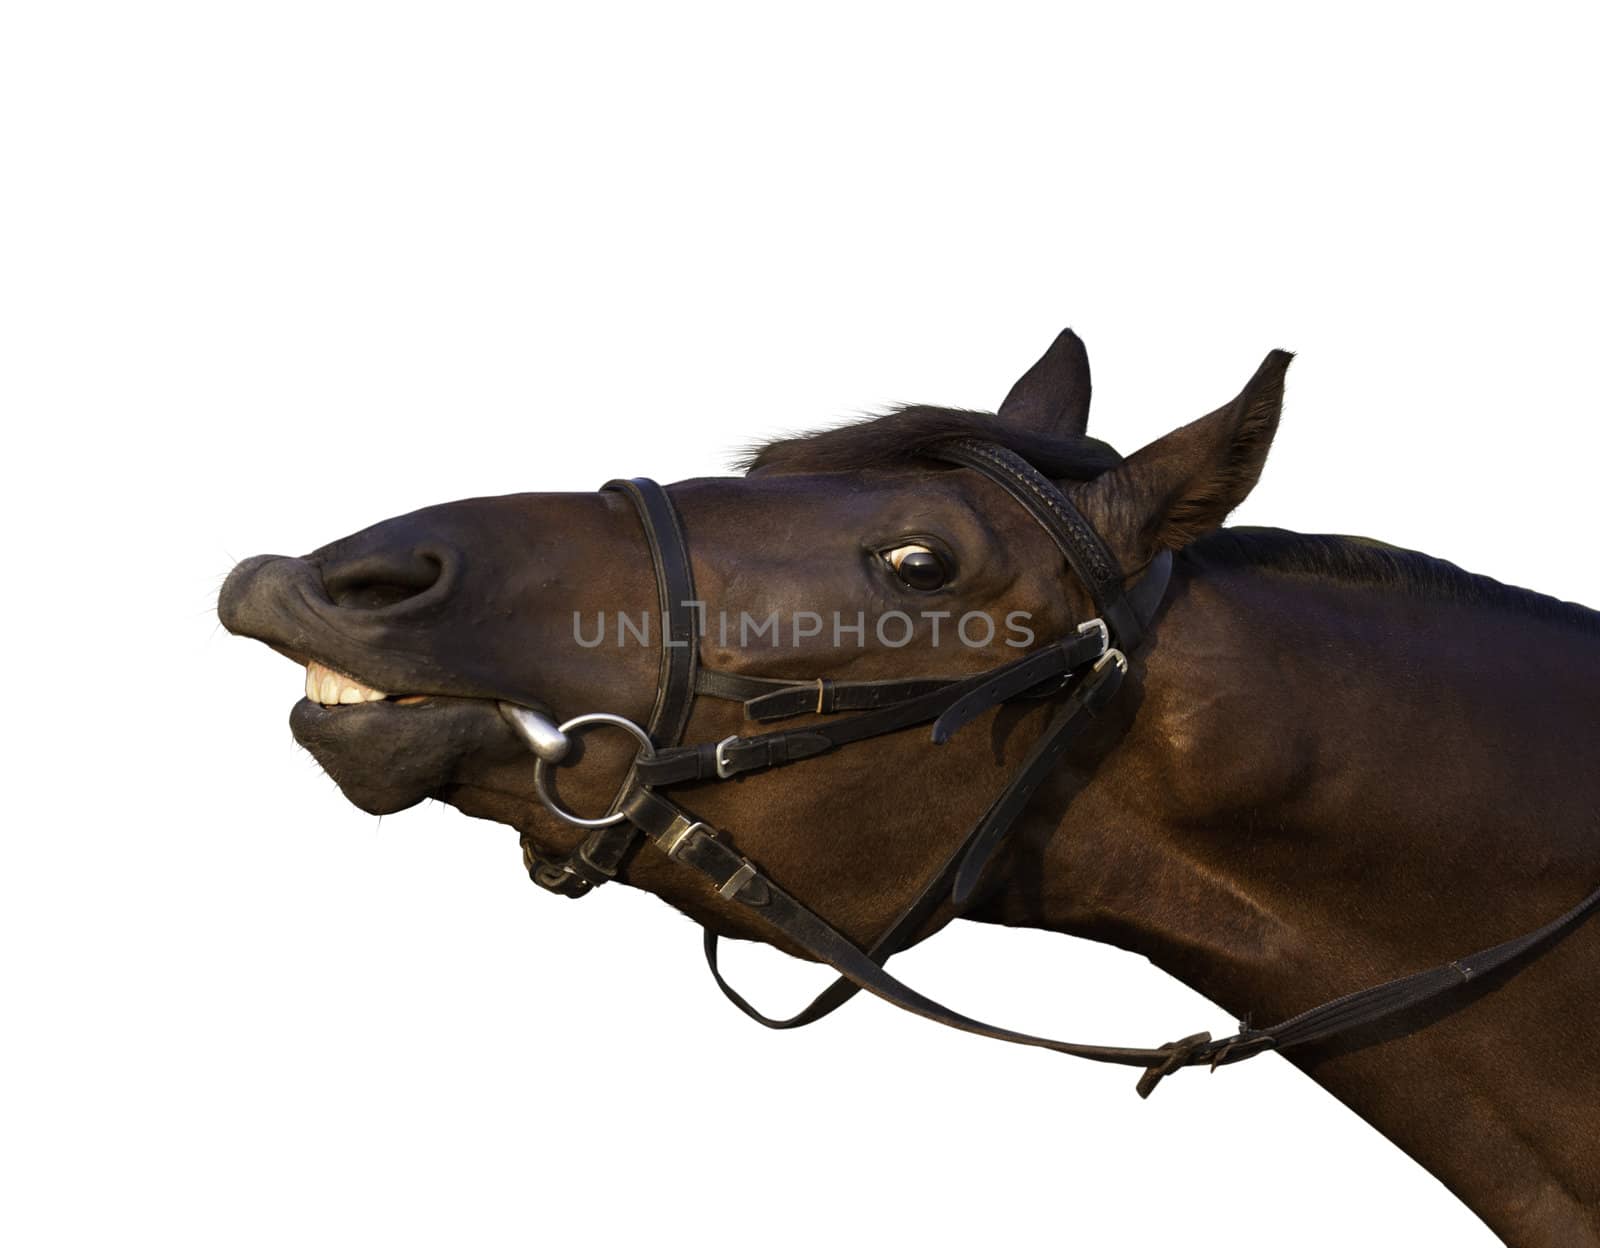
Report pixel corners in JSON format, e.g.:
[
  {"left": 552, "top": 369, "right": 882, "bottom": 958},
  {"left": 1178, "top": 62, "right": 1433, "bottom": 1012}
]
[{"left": 883, "top": 543, "right": 949, "bottom": 591}]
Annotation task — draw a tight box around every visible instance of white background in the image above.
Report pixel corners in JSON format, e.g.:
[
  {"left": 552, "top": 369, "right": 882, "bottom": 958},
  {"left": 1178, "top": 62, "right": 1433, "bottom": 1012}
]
[{"left": 4, "top": 4, "right": 1596, "bottom": 1245}]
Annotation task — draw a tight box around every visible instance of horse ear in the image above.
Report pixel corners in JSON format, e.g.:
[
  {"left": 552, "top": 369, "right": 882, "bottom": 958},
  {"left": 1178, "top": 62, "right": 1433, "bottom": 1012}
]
[
  {"left": 997, "top": 329, "right": 1092, "bottom": 437},
  {"left": 1080, "top": 350, "right": 1292, "bottom": 561}
]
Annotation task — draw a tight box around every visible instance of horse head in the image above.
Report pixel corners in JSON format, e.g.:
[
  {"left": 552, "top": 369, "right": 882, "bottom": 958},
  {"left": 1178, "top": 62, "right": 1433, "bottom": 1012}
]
[
  {"left": 219, "top": 332, "right": 1600, "bottom": 1244},
  {"left": 218, "top": 331, "right": 1286, "bottom": 948}
]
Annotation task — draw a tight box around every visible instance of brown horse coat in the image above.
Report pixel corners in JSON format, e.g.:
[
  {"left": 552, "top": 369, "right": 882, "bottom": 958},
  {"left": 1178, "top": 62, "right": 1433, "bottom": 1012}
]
[{"left": 221, "top": 333, "right": 1600, "bottom": 1246}]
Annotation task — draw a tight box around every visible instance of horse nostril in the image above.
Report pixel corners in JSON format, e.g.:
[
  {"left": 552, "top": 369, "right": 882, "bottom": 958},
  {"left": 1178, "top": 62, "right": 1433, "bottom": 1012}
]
[{"left": 320, "top": 548, "right": 453, "bottom": 611}]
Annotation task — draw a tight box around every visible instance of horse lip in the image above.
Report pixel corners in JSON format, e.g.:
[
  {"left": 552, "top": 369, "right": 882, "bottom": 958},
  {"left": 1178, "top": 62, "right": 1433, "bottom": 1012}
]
[{"left": 286, "top": 694, "right": 516, "bottom": 815}]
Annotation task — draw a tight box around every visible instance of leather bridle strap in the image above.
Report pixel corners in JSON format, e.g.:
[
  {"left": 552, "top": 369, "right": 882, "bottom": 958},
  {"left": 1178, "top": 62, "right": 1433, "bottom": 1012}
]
[
  {"left": 694, "top": 668, "right": 957, "bottom": 722},
  {"left": 627, "top": 784, "right": 1600, "bottom": 1097},
  {"left": 519, "top": 443, "right": 1600, "bottom": 1097},
  {"left": 623, "top": 784, "right": 1217, "bottom": 1079},
  {"left": 699, "top": 651, "right": 1134, "bottom": 1031},
  {"left": 635, "top": 628, "right": 1114, "bottom": 788},
  {"left": 602, "top": 477, "right": 700, "bottom": 747},
  {"left": 519, "top": 478, "right": 700, "bottom": 895},
  {"left": 932, "top": 549, "right": 1170, "bottom": 744},
  {"left": 1226, "top": 879, "right": 1600, "bottom": 1054},
  {"left": 591, "top": 442, "right": 1174, "bottom": 1063},
  {"left": 948, "top": 654, "right": 1127, "bottom": 905},
  {"left": 930, "top": 437, "right": 1151, "bottom": 648},
  {"left": 683, "top": 438, "right": 1173, "bottom": 1036}
]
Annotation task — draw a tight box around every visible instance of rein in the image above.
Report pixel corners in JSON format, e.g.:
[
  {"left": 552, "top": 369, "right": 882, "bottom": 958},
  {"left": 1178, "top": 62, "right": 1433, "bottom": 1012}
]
[{"left": 501, "top": 439, "right": 1600, "bottom": 1096}]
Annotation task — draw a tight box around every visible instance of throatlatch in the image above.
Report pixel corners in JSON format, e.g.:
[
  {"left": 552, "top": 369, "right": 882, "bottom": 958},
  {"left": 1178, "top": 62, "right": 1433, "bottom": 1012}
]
[{"left": 500, "top": 441, "right": 1600, "bottom": 1097}]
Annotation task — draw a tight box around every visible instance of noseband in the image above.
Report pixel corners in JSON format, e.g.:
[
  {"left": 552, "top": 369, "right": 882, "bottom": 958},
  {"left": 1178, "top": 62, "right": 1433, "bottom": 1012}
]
[{"left": 502, "top": 438, "right": 1600, "bottom": 1096}]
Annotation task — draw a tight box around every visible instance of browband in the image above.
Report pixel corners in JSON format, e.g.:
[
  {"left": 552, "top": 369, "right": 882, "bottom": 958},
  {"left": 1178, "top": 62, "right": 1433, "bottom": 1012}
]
[{"left": 930, "top": 438, "right": 1152, "bottom": 648}]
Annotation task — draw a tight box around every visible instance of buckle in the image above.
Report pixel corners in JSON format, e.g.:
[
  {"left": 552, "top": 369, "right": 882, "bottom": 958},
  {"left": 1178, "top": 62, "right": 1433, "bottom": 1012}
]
[
  {"left": 1077, "top": 616, "right": 1110, "bottom": 656},
  {"left": 528, "top": 857, "right": 595, "bottom": 898},
  {"left": 1094, "top": 647, "right": 1128, "bottom": 675},
  {"left": 717, "top": 861, "right": 758, "bottom": 900},
  {"left": 656, "top": 817, "right": 714, "bottom": 860},
  {"left": 714, "top": 734, "right": 740, "bottom": 779},
  {"left": 570, "top": 833, "right": 620, "bottom": 882},
  {"left": 653, "top": 817, "right": 759, "bottom": 900}
]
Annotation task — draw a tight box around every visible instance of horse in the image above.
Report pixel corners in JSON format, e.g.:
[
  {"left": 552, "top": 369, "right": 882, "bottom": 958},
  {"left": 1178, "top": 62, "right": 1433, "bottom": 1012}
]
[{"left": 218, "top": 331, "right": 1600, "bottom": 1245}]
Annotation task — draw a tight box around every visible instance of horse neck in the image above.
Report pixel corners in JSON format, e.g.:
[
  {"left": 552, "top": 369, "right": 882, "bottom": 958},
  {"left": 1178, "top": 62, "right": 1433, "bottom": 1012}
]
[{"left": 983, "top": 553, "right": 1600, "bottom": 1245}]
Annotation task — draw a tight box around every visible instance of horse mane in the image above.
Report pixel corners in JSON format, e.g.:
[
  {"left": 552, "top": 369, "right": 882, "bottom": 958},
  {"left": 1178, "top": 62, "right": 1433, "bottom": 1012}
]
[
  {"left": 737, "top": 405, "right": 1124, "bottom": 479},
  {"left": 741, "top": 413, "right": 1599, "bottom": 633},
  {"left": 1192, "top": 527, "right": 1600, "bottom": 634}
]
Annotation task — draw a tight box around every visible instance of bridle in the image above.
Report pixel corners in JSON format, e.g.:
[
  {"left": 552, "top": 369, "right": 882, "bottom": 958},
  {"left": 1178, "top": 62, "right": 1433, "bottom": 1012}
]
[{"left": 500, "top": 437, "right": 1600, "bottom": 1096}]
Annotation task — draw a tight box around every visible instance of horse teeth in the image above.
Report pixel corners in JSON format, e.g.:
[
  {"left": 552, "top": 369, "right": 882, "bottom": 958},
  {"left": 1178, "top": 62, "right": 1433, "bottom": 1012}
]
[{"left": 304, "top": 660, "right": 389, "bottom": 706}]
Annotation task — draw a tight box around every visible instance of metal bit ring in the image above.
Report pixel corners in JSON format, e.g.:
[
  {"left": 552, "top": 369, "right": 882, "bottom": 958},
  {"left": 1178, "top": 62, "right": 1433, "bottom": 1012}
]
[{"left": 531, "top": 712, "right": 655, "bottom": 829}]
